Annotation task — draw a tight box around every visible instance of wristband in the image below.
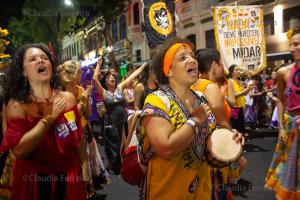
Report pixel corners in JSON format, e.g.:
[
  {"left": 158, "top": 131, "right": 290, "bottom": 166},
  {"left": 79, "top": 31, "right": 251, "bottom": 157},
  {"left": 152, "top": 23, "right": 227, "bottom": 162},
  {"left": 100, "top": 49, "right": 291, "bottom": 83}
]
[{"left": 185, "top": 118, "right": 199, "bottom": 133}]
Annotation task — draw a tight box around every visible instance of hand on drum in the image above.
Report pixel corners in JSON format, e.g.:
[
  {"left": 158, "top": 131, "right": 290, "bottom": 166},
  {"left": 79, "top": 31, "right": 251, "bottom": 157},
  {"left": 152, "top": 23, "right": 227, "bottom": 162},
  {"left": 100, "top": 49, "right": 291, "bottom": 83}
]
[
  {"left": 185, "top": 99, "right": 210, "bottom": 125},
  {"left": 231, "top": 129, "right": 245, "bottom": 146}
]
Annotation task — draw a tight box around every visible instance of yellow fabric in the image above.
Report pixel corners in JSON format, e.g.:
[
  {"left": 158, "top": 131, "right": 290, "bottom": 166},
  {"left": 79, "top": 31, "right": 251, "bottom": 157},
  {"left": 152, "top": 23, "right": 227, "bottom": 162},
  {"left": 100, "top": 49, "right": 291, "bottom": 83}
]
[
  {"left": 191, "top": 79, "right": 213, "bottom": 93},
  {"left": 77, "top": 86, "right": 88, "bottom": 128},
  {"left": 192, "top": 80, "right": 231, "bottom": 121},
  {"left": 142, "top": 93, "right": 213, "bottom": 200},
  {"left": 230, "top": 79, "right": 245, "bottom": 107}
]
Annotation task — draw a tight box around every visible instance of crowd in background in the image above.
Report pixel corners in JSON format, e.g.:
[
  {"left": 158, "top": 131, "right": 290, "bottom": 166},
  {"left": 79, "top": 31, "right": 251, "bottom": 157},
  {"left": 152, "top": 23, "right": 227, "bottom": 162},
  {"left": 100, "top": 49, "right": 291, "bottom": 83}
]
[{"left": 0, "top": 28, "right": 298, "bottom": 200}]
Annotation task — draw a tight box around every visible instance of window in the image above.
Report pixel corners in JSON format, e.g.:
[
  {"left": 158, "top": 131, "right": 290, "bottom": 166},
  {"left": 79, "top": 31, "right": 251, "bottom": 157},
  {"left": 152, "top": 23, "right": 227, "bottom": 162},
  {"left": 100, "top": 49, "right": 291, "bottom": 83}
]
[
  {"left": 283, "top": 5, "right": 300, "bottom": 32},
  {"left": 205, "top": 30, "right": 216, "bottom": 48},
  {"left": 120, "top": 15, "right": 127, "bottom": 40},
  {"left": 133, "top": 3, "right": 140, "bottom": 25},
  {"left": 112, "top": 20, "right": 119, "bottom": 41},
  {"left": 186, "top": 34, "right": 196, "bottom": 48},
  {"left": 136, "top": 49, "right": 141, "bottom": 62},
  {"left": 264, "top": 14, "right": 274, "bottom": 36}
]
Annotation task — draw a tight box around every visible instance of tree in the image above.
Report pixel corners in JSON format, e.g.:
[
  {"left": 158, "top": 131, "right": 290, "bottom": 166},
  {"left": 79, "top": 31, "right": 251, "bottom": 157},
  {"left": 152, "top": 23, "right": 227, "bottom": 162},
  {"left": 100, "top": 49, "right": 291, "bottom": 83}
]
[
  {"left": 78, "top": 0, "right": 131, "bottom": 70},
  {"left": 7, "top": 0, "right": 86, "bottom": 60},
  {"left": 7, "top": 0, "right": 130, "bottom": 67}
]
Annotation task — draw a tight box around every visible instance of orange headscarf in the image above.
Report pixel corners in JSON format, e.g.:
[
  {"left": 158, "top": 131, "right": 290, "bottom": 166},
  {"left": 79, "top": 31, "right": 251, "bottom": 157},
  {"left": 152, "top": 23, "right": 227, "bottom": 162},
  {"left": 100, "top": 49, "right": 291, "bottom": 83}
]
[{"left": 163, "top": 43, "right": 190, "bottom": 76}]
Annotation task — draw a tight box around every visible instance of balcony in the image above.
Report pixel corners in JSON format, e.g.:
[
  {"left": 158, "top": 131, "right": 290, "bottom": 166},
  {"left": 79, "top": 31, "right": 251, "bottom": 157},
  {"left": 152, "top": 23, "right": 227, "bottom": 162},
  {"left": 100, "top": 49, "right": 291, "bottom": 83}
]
[{"left": 176, "top": 1, "right": 193, "bottom": 18}]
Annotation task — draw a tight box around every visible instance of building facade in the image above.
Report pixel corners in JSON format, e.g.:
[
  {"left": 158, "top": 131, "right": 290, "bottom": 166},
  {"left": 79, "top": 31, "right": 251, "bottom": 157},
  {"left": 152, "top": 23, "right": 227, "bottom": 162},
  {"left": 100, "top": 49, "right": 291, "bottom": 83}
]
[{"left": 61, "top": 0, "right": 300, "bottom": 68}]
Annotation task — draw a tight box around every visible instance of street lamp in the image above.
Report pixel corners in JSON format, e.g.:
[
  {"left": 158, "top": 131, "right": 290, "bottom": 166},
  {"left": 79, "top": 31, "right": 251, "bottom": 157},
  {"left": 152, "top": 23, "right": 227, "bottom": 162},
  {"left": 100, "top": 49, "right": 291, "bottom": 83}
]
[{"left": 64, "top": 0, "right": 73, "bottom": 7}]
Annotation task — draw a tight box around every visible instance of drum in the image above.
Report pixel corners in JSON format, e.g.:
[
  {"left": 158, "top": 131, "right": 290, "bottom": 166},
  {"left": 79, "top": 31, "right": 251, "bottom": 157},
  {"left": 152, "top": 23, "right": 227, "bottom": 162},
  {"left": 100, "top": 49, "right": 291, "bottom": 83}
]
[{"left": 206, "top": 128, "right": 242, "bottom": 168}]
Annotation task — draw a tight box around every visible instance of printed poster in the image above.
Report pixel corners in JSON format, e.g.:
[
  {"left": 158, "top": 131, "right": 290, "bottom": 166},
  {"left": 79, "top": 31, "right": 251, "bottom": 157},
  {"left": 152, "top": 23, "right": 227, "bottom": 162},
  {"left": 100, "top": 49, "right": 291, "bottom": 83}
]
[{"left": 212, "top": 6, "right": 266, "bottom": 75}]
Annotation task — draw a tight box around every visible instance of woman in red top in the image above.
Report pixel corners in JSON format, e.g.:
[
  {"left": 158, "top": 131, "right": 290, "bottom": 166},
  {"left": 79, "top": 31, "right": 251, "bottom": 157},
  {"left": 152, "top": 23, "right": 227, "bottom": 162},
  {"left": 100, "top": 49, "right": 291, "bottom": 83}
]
[{"left": 1, "top": 43, "right": 85, "bottom": 200}]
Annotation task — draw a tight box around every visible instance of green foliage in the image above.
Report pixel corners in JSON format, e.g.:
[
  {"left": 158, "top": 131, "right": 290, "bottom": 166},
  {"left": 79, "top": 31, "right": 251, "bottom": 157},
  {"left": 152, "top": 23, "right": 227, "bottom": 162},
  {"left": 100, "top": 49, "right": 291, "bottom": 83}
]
[
  {"left": 7, "top": 0, "right": 130, "bottom": 59},
  {"left": 7, "top": 0, "right": 85, "bottom": 53}
]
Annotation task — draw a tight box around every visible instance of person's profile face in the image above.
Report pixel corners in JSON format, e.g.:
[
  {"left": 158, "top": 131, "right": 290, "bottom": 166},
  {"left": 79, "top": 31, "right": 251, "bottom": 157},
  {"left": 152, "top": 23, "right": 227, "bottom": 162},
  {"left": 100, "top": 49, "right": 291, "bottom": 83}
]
[
  {"left": 290, "top": 33, "right": 300, "bottom": 61},
  {"left": 232, "top": 66, "right": 240, "bottom": 78},
  {"left": 214, "top": 59, "right": 225, "bottom": 80}
]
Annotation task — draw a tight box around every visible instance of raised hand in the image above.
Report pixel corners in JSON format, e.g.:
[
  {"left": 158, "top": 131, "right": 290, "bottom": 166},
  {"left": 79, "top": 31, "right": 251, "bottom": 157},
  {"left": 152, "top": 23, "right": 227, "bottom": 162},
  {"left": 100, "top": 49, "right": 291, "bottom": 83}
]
[
  {"left": 185, "top": 99, "right": 210, "bottom": 125},
  {"left": 51, "top": 95, "right": 66, "bottom": 119},
  {"left": 81, "top": 86, "right": 91, "bottom": 104}
]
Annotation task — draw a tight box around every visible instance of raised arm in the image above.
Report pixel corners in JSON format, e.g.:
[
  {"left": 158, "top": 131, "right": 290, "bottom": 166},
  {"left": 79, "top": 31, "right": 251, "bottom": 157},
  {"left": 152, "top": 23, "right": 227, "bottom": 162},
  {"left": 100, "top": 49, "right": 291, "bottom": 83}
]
[
  {"left": 118, "top": 63, "right": 147, "bottom": 91},
  {"left": 133, "top": 83, "right": 144, "bottom": 110},
  {"left": 235, "top": 84, "right": 254, "bottom": 97},
  {"left": 93, "top": 56, "right": 106, "bottom": 99}
]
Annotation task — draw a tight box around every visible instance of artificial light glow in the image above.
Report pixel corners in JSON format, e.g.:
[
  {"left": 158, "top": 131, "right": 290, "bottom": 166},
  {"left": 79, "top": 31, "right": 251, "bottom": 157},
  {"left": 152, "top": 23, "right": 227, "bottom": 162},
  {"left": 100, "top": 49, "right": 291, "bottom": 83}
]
[
  {"left": 64, "top": 0, "right": 73, "bottom": 6},
  {"left": 273, "top": 4, "right": 283, "bottom": 13},
  {"left": 273, "top": 4, "right": 283, "bottom": 34}
]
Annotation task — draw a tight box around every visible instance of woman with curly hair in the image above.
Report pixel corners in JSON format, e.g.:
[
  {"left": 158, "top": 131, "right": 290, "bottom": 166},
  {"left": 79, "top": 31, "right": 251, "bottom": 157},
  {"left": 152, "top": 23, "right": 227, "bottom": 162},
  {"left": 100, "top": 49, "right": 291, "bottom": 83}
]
[
  {"left": 0, "top": 43, "right": 85, "bottom": 199},
  {"left": 93, "top": 56, "right": 146, "bottom": 174},
  {"left": 136, "top": 38, "right": 242, "bottom": 200}
]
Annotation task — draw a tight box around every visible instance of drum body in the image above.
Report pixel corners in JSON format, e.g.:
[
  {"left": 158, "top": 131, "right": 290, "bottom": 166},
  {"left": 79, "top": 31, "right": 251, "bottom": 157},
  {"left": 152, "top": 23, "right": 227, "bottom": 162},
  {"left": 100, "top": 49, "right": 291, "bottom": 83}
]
[{"left": 206, "top": 128, "right": 242, "bottom": 168}]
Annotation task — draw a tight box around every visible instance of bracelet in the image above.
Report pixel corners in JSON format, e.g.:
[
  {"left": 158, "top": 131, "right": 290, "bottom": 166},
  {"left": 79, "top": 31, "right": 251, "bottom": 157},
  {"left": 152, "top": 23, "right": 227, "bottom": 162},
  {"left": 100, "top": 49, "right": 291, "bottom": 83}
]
[
  {"left": 185, "top": 118, "right": 199, "bottom": 133},
  {"left": 40, "top": 116, "right": 54, "bottom": 127}
]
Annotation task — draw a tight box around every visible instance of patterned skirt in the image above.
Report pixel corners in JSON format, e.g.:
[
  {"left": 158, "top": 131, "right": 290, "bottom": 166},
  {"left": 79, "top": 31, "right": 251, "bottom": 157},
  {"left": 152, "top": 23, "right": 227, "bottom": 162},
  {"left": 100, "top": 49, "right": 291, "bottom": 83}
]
[
  {"left": 265, "top": 113, "right": 300, "bottom": 200},
  {"left": 244, "top": 104, "right": 256, "bottom": 124}
]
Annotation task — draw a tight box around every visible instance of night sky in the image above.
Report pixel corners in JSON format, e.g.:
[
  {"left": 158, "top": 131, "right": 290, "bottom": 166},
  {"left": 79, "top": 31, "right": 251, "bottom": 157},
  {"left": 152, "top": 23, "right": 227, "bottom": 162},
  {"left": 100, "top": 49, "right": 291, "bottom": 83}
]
[{"left": 0, "top": 0, "right": 26, "bottom": 27}]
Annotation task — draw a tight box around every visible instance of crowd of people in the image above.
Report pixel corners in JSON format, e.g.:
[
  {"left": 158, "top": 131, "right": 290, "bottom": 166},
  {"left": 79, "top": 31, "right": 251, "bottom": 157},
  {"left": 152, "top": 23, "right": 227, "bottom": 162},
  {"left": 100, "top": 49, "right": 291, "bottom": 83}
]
[{"left": 0, "top": 28, "right": 298, "bottom": 200}]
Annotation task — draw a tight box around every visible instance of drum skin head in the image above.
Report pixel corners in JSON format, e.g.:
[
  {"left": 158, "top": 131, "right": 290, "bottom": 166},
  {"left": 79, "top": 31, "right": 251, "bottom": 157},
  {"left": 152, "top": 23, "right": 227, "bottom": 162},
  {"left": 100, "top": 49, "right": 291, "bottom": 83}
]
[{"left": 207, "top": 128, "right": 242, "bottom": 162}]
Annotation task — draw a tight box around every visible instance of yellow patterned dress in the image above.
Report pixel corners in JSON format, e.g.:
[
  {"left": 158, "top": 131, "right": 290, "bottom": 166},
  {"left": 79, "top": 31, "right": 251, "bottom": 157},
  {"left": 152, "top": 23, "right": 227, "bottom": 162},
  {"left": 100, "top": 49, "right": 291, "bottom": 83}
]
[{"left": 137, "top": 85, "right": 216, "bottom": 200}]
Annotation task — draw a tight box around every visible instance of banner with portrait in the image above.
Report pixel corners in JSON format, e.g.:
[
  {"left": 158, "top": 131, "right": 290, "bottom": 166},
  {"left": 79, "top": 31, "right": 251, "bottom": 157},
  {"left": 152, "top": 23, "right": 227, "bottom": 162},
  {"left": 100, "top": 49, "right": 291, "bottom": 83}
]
[
  {"left": 212, "top": 6, "right": 266, "bottom": 75},
  {"left": 143, "top": 0, "right": 176, "bottom": 48}
]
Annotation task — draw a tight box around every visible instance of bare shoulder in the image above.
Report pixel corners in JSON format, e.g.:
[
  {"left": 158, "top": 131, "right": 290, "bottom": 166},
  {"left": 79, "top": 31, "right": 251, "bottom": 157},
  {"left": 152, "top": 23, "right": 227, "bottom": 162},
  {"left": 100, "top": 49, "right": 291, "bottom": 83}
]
[
  {"left": 205, "top": 82, "right": 220, "bottom": 91},
  {"left": 205, "top": 83, "right": 222, "bottom": 100},
  {"left": 277, "top": 64, "right": 292, "bottom": 81},
  {"left": 5, "top": 99, "right": 26, "bottom": 118},
  {"left": 58, "top": 90, "right": 76, "bottom": 109},
  {"left": 277, "top": 64, "right": 292, "bottom": 73},
  {"left": 134, "top": 83, "right": 144, "bottom": 91}
]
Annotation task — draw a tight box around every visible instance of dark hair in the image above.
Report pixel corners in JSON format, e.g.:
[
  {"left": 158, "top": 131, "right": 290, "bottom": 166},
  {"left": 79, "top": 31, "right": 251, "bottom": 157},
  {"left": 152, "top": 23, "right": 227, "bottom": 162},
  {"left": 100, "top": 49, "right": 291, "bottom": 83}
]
[
  {"left": 228, "top": 64, "right": 238, "bottom": 77},
  {"left": 127, "top": 63, "right": 134, "bottom": 70},
  {"left": 3, "top": 43, "right": 61, "bottom": 104},
  {"left": 196, "top": 48, "right": 221, "bottom": 74},
  {"left": 100, "top": 71, "right": 116, "bottom": 90},
  {"left": 138, "top": 63, "right": 151, "bottom": 85},
  {"left": 292, "top": 27, "right": 300, "bottom": 36},
  {"left": 151, "top": 37, "right": 193, "bottom": 85}
]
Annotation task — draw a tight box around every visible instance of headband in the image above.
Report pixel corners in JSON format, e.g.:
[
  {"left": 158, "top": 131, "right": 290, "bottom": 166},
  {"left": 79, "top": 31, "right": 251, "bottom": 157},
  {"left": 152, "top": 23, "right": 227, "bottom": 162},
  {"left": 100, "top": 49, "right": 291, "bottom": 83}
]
[{"left": 163, "top": 43, "right": 189, "bottom": 76}]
